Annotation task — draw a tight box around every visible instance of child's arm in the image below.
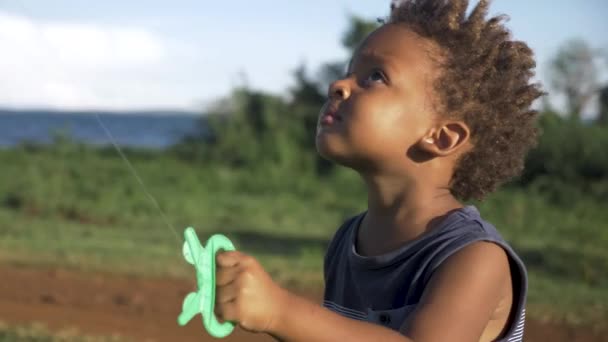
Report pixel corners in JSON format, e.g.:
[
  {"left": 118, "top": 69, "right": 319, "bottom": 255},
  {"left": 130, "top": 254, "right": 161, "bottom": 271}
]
[
  {"left": 269, "top": 291, "right": 412, "bottom": 342},
  {"left": 215, "top": 241, "right": 509, "bottom": 342},
  {"left": 215, "top": 251, "right": 410, "bottom": 341},
  {"left": 397, "top": 242, "right": 511, "bottom": 341}
]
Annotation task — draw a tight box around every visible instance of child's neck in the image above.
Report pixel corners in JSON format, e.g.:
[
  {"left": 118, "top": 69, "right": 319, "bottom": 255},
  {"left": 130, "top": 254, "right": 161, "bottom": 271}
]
[{"left": 357, "top": 173, "right": 462, "bottom": 257}]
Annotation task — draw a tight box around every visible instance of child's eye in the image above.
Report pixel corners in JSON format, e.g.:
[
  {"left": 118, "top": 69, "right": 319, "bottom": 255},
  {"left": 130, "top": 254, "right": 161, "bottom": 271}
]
[{"left": 364, "top": 69, "right": 387, "bottom": 85}]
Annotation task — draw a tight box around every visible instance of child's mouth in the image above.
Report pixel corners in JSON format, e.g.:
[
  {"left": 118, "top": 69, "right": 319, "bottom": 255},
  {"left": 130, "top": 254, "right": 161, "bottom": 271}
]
[
  {"left": 321, "top": 115, "right": 337, "bottom": 125},
  {"left": 320, "top": 108, "right": 342, "bottom": 126}
]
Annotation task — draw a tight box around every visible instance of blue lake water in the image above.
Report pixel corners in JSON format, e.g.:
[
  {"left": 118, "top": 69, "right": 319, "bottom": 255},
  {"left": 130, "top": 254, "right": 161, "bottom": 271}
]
[{"left": 0, "top": 110, "right": 204, "bottom": 149}]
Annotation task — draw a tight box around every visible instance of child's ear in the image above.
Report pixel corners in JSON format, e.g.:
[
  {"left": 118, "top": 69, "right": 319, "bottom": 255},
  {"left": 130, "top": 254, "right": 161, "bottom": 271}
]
[{"left": 417, "top": 121, "right": 470, "bottom": 157}]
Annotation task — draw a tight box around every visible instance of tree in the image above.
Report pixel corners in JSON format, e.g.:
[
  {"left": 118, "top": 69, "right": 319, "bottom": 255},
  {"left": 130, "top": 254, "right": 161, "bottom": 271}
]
[
  {"left": 289, "top": 16, "right": 379, "bottom": 175},
  {"left": 599, "top": 85, "right": 608, "bottom": 125},
  {"left": 341, "top": 15, "right": 380, "bottom": 52},
  {"left": 317, "top": 16, "right": 379, "bottom": 93},
  {"left": 287, "top": 64, "right": 325, "bottom": 150},
  {"left": 194, "top": 15, "right": 381, "bottom": 174},
  {"left": 550, "top": 39, "right": 602, "bottom": 119}
]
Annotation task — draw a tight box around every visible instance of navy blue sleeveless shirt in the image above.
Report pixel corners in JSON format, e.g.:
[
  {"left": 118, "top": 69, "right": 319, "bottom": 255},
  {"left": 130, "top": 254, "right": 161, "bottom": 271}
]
[{"left": 323, "top": 206, "right": 527, "bottom": 342}]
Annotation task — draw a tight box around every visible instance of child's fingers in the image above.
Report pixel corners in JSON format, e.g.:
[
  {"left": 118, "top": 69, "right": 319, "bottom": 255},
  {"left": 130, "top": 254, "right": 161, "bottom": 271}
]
[
  {"left": 216, "top": 250, "right": 244, "bottom": 267},
  {"left": 216, "top": 264, "right": 240, "bottom": 286},
  {"left": 215, "top": 299, "right": 239, "bottom": 323},
  {"left": 216, "top": 280, "right": 239, "bottom": 304}
]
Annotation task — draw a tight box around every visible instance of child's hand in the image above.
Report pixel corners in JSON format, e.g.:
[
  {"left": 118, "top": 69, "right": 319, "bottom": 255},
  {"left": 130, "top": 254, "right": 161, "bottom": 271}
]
[{"left": 215, "top": 251, "right": 289, "bottom": 334}]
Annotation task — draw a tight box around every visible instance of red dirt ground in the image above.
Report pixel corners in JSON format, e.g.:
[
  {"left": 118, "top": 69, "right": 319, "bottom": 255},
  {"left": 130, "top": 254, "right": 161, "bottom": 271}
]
[{"left": 0, "top": 263, "right": 604, "bottom": 342}]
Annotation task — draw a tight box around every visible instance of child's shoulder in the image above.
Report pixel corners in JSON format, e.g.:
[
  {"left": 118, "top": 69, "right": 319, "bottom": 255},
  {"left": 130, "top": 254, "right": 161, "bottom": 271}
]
[
  {"left": 324, "top": 206, "right": 525, "bottom": 276},
  {"left": 422, "top": 206, "right": 524, "bottom": 272},
  {"left": 327, "top": 206, "right": 503, "bottom": 245}
]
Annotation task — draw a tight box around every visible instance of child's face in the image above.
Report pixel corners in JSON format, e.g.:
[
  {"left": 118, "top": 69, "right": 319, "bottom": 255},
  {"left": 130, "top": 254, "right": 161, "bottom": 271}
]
[{"left": 316, "top": 24, "right": 440, "bottom": 174}]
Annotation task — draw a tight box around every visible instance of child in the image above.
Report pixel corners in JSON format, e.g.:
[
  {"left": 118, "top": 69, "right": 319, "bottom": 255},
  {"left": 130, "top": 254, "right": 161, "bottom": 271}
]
[{"left": 214, "top": 0, "right": 543, "bottom": 341}]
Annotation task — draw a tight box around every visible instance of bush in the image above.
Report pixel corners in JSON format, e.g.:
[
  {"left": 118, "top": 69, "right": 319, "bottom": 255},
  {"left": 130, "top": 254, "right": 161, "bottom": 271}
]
[{"left": 519, "top": 112, "right": 608, "bottom": 204}]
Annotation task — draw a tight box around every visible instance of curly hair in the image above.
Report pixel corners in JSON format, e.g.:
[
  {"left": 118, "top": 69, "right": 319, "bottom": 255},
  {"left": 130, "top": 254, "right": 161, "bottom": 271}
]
[{"left": 389, "top": 0, "right": 545, "bottom": 200}]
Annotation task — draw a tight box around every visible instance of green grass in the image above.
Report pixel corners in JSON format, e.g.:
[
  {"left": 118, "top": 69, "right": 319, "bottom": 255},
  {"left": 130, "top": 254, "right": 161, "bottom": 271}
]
[
  {"left": 0, "top": 144, "right": 606, "bottom": 326},
  {"left": 0, "top": 321, "right": 129, "bottom": 342}
]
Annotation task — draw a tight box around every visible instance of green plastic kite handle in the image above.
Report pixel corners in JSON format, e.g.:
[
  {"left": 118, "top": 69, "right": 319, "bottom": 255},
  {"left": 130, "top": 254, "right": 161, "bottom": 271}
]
[{"left": 177, "top": 227, "right": 236, "bottom": 338}]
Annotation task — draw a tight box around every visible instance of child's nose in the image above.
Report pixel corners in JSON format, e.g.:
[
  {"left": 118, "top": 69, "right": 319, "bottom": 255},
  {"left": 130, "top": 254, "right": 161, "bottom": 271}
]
[{"left": 328, "top": 80, "right": 351, "bottom": 100}]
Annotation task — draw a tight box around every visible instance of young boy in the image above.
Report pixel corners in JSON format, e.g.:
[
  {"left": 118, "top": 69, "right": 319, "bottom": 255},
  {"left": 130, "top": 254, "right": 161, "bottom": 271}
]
[{"left": 214, "top": 0, "right": 543, "bottom": 341}]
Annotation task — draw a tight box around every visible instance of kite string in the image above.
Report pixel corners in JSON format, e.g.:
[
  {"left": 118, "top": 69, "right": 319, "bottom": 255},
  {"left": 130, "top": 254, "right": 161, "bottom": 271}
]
[{"left": 94, "top": 113, "right": 182, "bottom": 245}]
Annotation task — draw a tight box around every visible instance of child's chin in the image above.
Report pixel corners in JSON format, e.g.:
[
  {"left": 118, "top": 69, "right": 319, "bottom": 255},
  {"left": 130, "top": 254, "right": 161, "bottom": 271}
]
[
  {"left": 316, "top": 134, "right": 339, "bottom": 155},
  {"left": 316, "top": 138, "right": 349, "bottom": 164}
]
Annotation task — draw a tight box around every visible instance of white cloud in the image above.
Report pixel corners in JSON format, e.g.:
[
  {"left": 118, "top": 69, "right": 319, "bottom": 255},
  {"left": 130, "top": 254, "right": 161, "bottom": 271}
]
[
  {"left": 0, "top": 11, "right": 178, "bottom": 110},
  {"left": 0, "top": 8, "right": 346, "bottom": 112},
  {"left": 41, "top": 24, "right": 164, "bottom": 67}
]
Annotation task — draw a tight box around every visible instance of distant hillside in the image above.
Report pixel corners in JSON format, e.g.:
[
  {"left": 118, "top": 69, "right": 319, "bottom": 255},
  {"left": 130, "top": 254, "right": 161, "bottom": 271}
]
[{"left": 0, "top": 109, "right": 204, "bottom": 148}]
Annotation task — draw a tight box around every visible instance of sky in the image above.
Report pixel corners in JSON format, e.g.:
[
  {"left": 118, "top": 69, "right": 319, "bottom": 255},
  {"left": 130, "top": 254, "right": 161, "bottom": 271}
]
[{"left": 0, "top": 0, "right": 606, "bottom": 113}]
